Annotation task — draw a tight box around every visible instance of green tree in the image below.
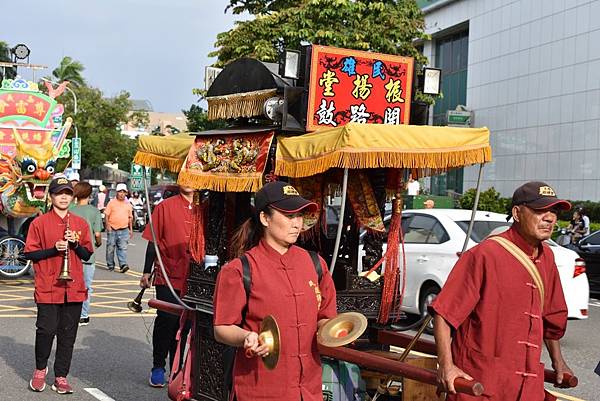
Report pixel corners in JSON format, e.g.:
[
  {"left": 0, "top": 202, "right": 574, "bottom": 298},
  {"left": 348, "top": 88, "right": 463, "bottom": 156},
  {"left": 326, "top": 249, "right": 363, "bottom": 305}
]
[
  {"left": 0, "top": 41, "right": 16, "bottom": 81},
  {"left": 458, "top": 187, "right": 511, "bottom": 214},
  {"left": 47, "top": 56, "right": 86, "bottom": 87},
  {"left": 183, "top": 104, "right": 227, "bottom": 132},
  {"left": 212, "top": 0, "right": 428, "bottom": 67},
  {"left": 58, "top": 85, "right": 147, "bottom": 172}
]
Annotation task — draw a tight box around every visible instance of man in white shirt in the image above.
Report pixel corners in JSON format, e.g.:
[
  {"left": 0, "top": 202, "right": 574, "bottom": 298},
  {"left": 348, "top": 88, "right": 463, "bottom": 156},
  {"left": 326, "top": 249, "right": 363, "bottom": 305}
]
[{"left": 407, "top": 174, "right": 420, "bottom": 196}]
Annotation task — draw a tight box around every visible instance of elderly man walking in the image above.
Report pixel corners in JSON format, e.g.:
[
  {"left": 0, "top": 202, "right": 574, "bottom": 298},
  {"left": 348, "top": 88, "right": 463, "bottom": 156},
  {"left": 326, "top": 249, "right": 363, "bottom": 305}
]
[{"left": 431, "top": 181, "right": 574, "bottom": 401}]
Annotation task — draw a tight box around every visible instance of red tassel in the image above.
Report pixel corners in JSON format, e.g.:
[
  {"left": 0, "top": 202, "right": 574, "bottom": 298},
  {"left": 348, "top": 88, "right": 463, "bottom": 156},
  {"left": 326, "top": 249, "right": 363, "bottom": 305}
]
[
  {"left": 371, "top": 195, "right": 407, "bottom": 324},
  {"left": 189, "top": 193, "right": 206, "bottom": 264}
]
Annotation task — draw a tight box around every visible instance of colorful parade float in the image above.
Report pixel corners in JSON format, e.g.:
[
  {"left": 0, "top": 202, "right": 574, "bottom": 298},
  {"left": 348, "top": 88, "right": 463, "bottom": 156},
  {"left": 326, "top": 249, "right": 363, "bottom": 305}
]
[
  {"left": 0, "top": 76, "right": 72, "bottom": 278},
  {"left": 133, "top": 45, "right": 577, "bottom": 400}
]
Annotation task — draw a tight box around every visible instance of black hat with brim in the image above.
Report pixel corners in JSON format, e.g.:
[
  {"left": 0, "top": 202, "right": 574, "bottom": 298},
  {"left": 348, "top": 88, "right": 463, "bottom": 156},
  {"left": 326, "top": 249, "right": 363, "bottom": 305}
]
[
  {"left": 511, "top": 181, "right": 571, "bottom": 211},
  {"left": 49, "top": 177, "right": 74, "bottom": 194},
  {"left": 255, "top": 181, "right": 317, "bottom": 214}
]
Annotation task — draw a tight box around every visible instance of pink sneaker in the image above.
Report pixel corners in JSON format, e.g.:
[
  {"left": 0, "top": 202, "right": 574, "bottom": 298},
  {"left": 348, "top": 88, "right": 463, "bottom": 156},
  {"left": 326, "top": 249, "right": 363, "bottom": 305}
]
[
  {"left": 29, "top": 367, "right": 47, "bottom": 392},
  {"left": 51, "top": 377, "right": 73, "bottom": 394}
]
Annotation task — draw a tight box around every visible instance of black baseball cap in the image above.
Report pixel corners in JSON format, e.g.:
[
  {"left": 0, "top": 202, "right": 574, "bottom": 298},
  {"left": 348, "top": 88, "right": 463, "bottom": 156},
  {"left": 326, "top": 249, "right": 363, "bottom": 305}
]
[
  {"left": 511, "top": 181, "right": 571, "bottom": 211},
  {"left": 254, "top": 181, "right": 317, "bottom": 214},
  {"left": 48, "top": 177, "right": 74, "bottom": 194}
]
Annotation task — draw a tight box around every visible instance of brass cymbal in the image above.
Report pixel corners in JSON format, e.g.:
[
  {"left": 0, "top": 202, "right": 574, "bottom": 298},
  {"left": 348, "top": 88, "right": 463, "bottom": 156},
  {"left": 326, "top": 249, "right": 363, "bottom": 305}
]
[
  {"left": 259, "top": 315, "right": 280, "bottom": 370},
  {"left": 317, "top": 312, "right": 368, "bottom": 347}
]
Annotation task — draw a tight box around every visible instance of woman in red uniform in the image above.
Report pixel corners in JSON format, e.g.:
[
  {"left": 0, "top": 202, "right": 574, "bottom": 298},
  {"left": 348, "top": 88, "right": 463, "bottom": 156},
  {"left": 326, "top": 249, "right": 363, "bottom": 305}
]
[{"left": 213, "top": 181, "right": 337, "bottom": 401}]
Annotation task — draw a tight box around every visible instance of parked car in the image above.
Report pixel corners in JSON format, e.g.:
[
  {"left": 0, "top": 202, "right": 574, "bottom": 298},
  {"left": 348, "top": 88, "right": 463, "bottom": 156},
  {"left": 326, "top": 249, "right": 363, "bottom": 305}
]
[
  {"left": 567, "top": 230, "right": 600, "bottom": 298},
  {"left": 357, "top": 209, "right": 590, "bottom": 325}
]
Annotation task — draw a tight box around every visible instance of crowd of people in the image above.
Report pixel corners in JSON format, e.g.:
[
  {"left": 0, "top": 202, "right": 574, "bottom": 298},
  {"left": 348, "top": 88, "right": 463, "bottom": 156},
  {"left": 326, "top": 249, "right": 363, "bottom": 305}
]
[{"left": 21, "top": 178, "right": 581, "bottom": 401}]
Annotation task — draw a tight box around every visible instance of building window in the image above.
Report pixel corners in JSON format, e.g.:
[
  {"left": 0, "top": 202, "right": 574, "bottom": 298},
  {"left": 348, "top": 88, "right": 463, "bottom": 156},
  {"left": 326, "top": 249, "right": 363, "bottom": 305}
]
[
  {"left": 430, "top": 29, "right": 468, "bottom": 196},
  {"left": 433, "top": 29, "right": 469, "bottom": 126}
]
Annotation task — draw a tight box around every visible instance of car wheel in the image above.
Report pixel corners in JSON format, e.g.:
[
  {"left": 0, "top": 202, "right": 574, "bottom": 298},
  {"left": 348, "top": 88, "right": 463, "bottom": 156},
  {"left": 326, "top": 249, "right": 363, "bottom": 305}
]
[{"left": 419, "top": 285, "right": 440, "bottom": 334}]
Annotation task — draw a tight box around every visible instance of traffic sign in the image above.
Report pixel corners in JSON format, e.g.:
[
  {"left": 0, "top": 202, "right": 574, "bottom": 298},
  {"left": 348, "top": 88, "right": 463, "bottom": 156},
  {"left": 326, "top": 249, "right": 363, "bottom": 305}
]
[
  {"left": 130, "top": 164, "right": 144, "bottom": 178},
  {"left": 130, "top": 177, "right": 144, "bottom": 191},
  {"left": 71, "top": 137, "right": 81, "bottom": 169},
  {"left": 447, "top": 110, "right": 472, "bottom": 127}
]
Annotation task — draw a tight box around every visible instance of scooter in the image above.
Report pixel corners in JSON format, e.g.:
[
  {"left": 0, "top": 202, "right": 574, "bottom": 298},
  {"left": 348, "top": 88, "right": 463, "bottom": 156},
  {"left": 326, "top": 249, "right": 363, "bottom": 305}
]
[
  {"left": 132, "top": 204, "right": 146, "bottom": 232},
  {"left": 556, "top": 227, "right": 574, "bottom": 246}
]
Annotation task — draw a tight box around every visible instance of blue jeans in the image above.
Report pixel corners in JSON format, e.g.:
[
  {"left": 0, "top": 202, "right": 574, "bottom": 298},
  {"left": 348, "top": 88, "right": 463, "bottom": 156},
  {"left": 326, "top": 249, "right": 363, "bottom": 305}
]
[
  {"left": 81, "top": 263, "right": 95, "bottom": 318},
  {"left": 106, "top": 229, "right": 129, "bottom": 269}
]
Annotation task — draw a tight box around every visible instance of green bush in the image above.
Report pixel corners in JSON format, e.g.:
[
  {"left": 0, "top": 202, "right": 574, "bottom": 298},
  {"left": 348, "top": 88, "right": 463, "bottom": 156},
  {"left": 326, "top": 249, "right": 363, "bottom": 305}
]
[{"left": 458, "top": 187, "right": 511, "bottom": 214}]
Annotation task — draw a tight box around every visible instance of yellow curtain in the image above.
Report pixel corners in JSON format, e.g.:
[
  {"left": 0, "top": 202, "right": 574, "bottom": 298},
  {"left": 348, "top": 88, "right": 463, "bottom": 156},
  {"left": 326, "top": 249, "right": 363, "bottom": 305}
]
[
  {"left": 276, "top": 123, "right": 492, "bottom": 177},
  {"left": 133, "top": 132, "right": 195, "bottom": 172}
]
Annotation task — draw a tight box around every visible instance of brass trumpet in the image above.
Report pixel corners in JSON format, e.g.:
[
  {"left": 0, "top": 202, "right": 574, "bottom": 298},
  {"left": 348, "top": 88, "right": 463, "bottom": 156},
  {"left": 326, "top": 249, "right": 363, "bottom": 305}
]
[
  {"left": 58, "top": 214, "right": 73, "bottom": 281},
  {"left": 128, "top": 271, "right": 154, "bottom": 313}
]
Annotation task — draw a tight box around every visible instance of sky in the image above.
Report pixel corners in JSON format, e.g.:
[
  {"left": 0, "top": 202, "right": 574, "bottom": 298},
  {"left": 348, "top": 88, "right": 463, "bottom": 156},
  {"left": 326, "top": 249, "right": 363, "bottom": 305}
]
[{"left": 2, "top": 0, "right": 246, "bottom": 112}]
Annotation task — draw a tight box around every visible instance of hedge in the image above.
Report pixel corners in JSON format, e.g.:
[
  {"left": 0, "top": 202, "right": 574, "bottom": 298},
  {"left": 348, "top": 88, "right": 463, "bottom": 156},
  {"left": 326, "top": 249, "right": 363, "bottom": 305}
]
[{"left": 459, "top": 188, "right": 598, "bottom": 225}]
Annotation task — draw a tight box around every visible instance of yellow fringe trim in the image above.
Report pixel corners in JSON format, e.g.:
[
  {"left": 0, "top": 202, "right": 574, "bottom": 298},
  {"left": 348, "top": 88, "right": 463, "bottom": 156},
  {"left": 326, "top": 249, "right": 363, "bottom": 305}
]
[
  {"left": 177, "top": 171, "right": 263, "bottom": 192},
  {"left": 275, "top": 146, "right": 492, "bottom": 178},
  {"left": 207, "top": 89, "right": 277, "bottom": 121},
  {"left": 133, "top": 151, "right": 184, "bottom": 173}
]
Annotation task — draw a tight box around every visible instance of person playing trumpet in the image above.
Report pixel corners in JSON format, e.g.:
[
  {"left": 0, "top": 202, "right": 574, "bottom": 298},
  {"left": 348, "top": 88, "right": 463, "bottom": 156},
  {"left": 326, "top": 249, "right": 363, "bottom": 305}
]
[
  {"left": 213, "top": 181, "right": 337, "bottom": 401},
  {"left": 24, "top": 177, "right": 93, "bottom": 394}
]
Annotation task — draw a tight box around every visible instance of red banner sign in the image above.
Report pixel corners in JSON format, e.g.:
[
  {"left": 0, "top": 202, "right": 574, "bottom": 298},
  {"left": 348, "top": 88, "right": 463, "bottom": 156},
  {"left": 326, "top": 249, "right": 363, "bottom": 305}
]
[
  {"left": 306, "top": 46, "right": 414, "bottom": 131},
  {"left": 0, "top": 92, "right": 54, "bottom": 126}
]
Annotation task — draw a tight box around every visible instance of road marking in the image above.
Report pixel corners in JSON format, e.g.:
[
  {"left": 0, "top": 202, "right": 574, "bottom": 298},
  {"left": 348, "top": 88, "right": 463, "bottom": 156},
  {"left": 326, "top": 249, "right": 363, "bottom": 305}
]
[
  {"left": 588, "top": 301, "right": 600, "bottom": 308},
  {"left": 85, "top": 387, "right": 117, "bottom": 401},
  {"left": 547, "top": 390, "right": 588, "bottom": 401}
]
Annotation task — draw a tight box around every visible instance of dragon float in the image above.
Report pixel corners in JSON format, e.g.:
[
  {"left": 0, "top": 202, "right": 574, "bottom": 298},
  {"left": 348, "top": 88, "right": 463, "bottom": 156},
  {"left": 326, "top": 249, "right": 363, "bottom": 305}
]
[
  {"left": 0, "top": 77, "right": 72, "bottom": 277},
  {"left": 0, "top": 78, "right": 71, "bottom": 217}
]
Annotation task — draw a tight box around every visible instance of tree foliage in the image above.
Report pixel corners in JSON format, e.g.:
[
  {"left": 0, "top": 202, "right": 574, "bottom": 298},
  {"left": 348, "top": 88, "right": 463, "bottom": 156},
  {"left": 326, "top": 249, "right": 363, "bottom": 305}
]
[
  {"left": 183, "top": 104, "right": 227, "bottom": 132},
  {"left": 57, "top": 85, "right": 144, "bottom": 172},
  {"left": 47, "top": 56, "right": 86, "bottom": 87},
  {"left": 458, "top": 187, "right": 511, "bottom": 214},
  {"left": 0, "top": 41, "right": 17, "bottom": 81},
  {"left": 212, "top": 0, "right": 429, "bottom": 67}
]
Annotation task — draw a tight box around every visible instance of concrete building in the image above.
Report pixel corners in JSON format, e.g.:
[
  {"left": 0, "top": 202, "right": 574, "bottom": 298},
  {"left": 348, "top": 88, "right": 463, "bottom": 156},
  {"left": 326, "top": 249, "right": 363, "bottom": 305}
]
[
  {"left": 120, "top": 99, "right": 187, "bottom": 138},
  {"left": 419, "top": 0, "right": 600, "bottom": 201}
]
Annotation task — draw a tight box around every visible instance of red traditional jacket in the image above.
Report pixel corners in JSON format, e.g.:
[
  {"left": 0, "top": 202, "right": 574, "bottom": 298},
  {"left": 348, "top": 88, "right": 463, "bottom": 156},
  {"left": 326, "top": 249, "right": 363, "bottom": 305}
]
[
  {"left": 430, "top": 226, "right": 567, "bottom": 401},
  {"left": 214, "top": 240, "right": 337, "bottom": 401},
  {"left": 25, "top": 209, "right": 93, "bottom": 304},
  {"left": 142, "top": 194, "right": 193, "bottom": 292}
]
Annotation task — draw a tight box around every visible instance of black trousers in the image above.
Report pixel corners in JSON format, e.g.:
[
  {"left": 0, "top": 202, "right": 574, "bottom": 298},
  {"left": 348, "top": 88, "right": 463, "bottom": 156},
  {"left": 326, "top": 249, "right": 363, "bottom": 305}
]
[
  {"left": 153, "top": 285, "right": 186, "bottom": 370},
  {"left": 35, "top": 302, "right": 82, "bottom": 377}
]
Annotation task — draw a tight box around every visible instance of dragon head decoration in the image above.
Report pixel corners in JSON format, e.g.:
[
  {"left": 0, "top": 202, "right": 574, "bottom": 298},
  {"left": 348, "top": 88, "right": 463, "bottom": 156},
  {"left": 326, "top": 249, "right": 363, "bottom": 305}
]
[{"left": 0, "top": 130, "right": 59, "bottom": 218}]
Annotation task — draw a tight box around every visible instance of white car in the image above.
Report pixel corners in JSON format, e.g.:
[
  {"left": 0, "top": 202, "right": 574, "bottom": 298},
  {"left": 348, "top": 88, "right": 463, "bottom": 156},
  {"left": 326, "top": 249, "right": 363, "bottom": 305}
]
[{"left": 358, "top": 209, "right": 589, "bottom": 321}]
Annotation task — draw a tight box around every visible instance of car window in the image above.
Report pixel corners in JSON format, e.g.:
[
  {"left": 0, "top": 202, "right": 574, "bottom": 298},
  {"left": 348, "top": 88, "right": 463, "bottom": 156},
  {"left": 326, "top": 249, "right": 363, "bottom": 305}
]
[
  {"left": 456, "top": 221, "right": 510, "bottom": 243},
  {"left": 404, "top": 215, "right": 449, "bottom": 244},
  {"left": 582, "top": 231, "right": 600, "bottom": 245}
]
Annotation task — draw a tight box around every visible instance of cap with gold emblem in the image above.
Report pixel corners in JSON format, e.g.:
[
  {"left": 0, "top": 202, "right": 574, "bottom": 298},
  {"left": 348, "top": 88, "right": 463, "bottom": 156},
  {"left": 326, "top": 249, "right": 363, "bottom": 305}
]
[
  {"left": 254, "top": 181, "right": 317, "bottom": 214},
  {"left": 48, "top": 177, "right": 74, "bottom": 194},
  {"left": 511, "top": 181, "right": 571, "bottom": 210}
]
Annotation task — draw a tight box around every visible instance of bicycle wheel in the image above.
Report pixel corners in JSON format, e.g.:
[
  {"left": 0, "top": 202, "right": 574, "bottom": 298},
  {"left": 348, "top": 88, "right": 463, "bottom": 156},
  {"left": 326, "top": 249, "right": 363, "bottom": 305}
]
[{"left": 0, "top": 236, "right": 31, "bottom": 278}]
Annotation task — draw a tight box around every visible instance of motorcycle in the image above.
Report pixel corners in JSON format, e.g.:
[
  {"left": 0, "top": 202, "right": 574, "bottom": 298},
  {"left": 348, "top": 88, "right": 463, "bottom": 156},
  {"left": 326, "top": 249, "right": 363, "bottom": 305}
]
[{"left": 132, "top": 204, "right": 146, "bottom": 232}]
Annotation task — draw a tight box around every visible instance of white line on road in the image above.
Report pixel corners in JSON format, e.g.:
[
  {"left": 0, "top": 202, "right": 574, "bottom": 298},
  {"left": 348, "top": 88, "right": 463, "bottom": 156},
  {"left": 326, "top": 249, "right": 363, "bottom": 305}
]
[
  {"left": 85, "top": 388, "right": 117, "bottom": 401},
  {"left": 589, "top": 302, "right": 600, "bottom": 308}
]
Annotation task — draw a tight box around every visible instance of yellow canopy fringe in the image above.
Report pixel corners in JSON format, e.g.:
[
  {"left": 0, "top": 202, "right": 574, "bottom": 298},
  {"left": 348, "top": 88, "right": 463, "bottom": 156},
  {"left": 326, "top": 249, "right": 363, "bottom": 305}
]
[
  {"left": 133, "top": 151, "right": 184, "bottom": 173},
  {"left": 207, "top": 89, "right": 277, "bottom": 121},
  {"left": 276, "top": 146, "right": 492, "bottom": 178},
  {"left": 177, "top": 171, "right": 263, "bottom": 192}
]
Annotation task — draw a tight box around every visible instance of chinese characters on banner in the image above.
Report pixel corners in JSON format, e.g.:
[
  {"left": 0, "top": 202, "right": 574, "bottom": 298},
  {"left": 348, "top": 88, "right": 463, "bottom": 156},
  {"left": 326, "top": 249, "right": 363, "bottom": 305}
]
[
  {"left": 306, "top": 45, "right": 414, "bottom": 131},
  {"left": 0, "top": 80, "right": 62, "bottom": 156}
]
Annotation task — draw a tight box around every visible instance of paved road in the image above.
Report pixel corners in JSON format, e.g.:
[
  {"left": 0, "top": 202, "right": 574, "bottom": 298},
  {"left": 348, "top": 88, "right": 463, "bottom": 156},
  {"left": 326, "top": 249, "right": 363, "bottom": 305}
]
[{"left": 1, "top": 232, "right": 599, "bottom": 400}]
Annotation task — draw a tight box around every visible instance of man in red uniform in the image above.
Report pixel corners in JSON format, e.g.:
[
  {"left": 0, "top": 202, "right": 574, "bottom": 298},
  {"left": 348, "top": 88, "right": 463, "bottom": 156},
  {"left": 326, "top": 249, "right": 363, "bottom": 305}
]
[
  {"left": 140, "top": 185, "right": 194, "bottom": 387},
  {"left": 431, "top": 181, "right": 573, "bottom": 401},
  {"left": 213, "top": 181, "right": 338, "bottom": 401},
  {"left": 24, "top": 177, "right": 93, "bottom": 394}
]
